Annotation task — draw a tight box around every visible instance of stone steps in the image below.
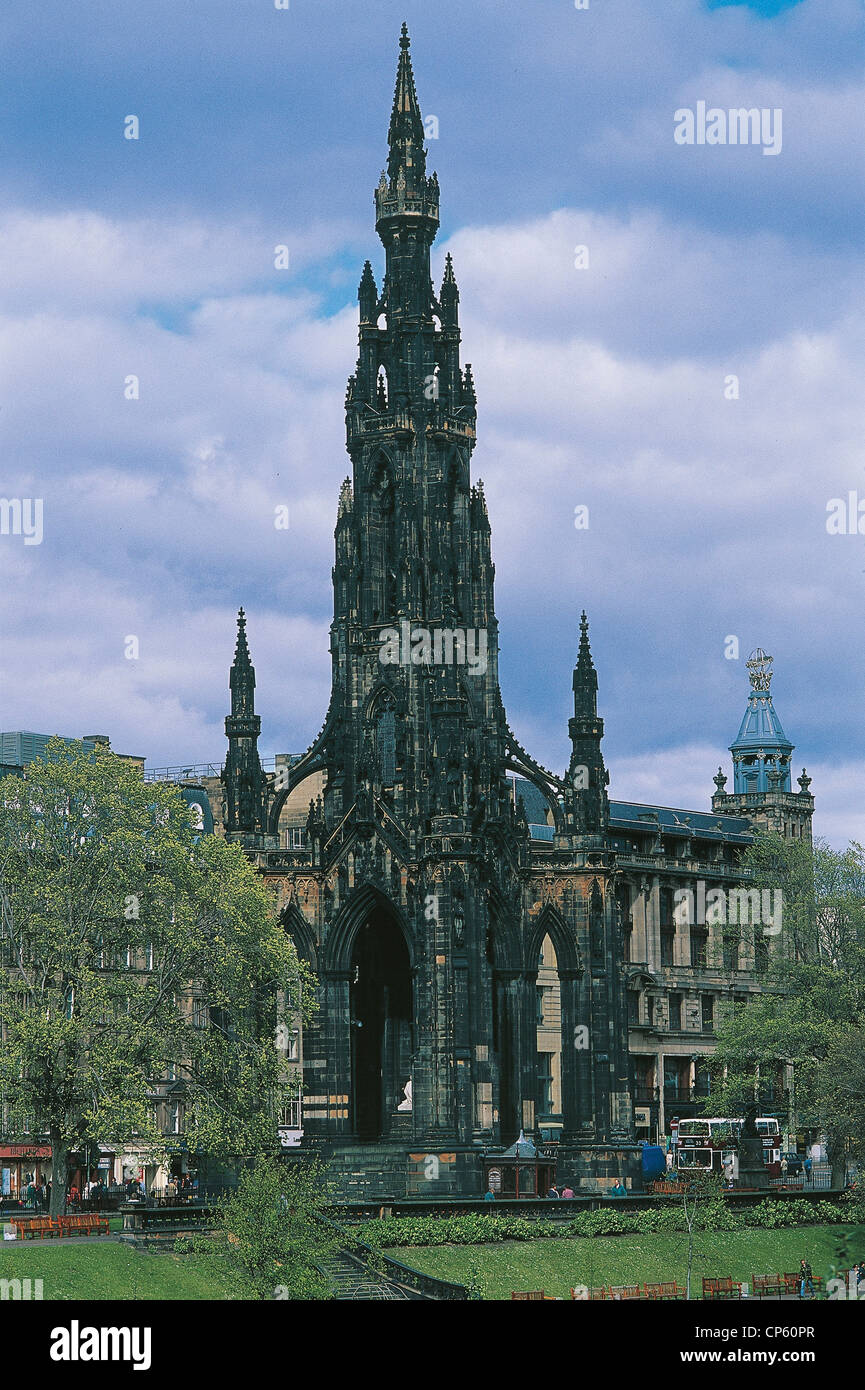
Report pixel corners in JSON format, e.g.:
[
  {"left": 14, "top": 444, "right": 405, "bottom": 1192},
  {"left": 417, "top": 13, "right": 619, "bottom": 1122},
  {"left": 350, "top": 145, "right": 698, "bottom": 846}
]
[{"left": 321, "top": 1249, "right": 413, "bottom": 1300}]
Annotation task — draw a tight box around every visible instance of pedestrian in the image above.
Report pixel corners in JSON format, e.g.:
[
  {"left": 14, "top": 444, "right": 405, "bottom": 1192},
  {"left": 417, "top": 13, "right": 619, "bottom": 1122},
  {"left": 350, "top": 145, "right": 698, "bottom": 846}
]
[
  {"left": 798, "top": 1259, "right": 814, "bottom": 1300},
  {"left": 780, "top": 1156, "right": 789, "bottom": 1183},
  {"left": 25, "top": 1179, "right": 36, "bottom": 1210},
  {"left": 547, "top": 1184, "right": 560, "bottom": 1199},
  {"left": 561, "top": 1185, "right": 574, "bottom": 1199},
  {"left": 803, "top": 1155, "right": 812, "bottom": 1183},
  {"left": 483, "top": 1187, "right": 496, "bottom": 1202}
]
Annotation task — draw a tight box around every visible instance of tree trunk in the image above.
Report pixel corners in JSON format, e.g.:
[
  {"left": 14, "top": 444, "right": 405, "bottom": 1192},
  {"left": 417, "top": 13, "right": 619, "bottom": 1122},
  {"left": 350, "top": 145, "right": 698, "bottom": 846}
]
[{"left": 49, "top": 1128, "right": 68, "bottom": 1218}]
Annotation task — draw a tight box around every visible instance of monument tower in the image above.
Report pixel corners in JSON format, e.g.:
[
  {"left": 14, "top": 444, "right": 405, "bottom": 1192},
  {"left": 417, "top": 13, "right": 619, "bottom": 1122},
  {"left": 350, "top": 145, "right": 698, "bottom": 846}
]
[{"left": 224, "top": 25, "right": 635, "bottom": 1196}]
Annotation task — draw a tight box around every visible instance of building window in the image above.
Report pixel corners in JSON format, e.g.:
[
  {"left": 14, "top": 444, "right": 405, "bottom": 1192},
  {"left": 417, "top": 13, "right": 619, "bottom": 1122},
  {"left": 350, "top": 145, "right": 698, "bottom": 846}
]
[
  {"left": 288, "top": 826, "right": 308, "bottom": 850},
  {"left": 722, "top": 934, "right": 739, "bottom": 972},
  {"left": 690, "top": 929, "right": 708, "bottom": 969},
  {"left": 634, "top": 1056, "right": 655, "bottom": 1100},
  {"left": 286, "top": 1029, "right": 300, "bottom": 1061},
  {"left": 659, "top": 887, "right": 674, "bottom": 927},
  {"left": 664, "top": 1057, "right": 688, "bottom": 1101},
  {"left": 537, "top": 1054, "right": 554, "bottom": 1114},
  {"left": 754, "top": 936, "right": 769, "bottom": 975},
  {"left": 627, "top": 991, "right": 640, "bottom": 1026},
  {"left": 375, "top": 701, "right": 397, "bottom": 786},
  {"left": 536, "top": 986, "right": 549, "bottom": 1024},
  {"left": 701, "top": 995, "right": 714, "bottom": 1032},
  {"left": 661, "top": 931, "right": 675, "bottom": 967},
  {"left": 669, "top": 993, "right": 682, "bottom": 1030},
  {"left": 694, "top": 1059, "right": 711, "bottom": 1097},
  {"left": 279, "top": 1100, "right": 301, "bottom": 1130}
]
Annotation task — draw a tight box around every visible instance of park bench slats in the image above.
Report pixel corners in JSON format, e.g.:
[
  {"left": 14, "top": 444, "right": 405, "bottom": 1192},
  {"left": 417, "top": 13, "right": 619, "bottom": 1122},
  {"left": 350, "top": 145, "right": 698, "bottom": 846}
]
[
  {"left": 702, "top": 1276, "right": 742, "bottom": 1300},
  {"left": 752, "top": 1271, "right": 824, "bottom": 1297},
  {"left": 752, "top": 1273, "right": 784, "bottom": 1297},
  {"left": 644, "top": 1281, "right": 685, "bottom": 1300},
  {"left": 511, "top": 1290, "right": 556, "bottom": 1300},
  {"left": 10, "top": 1214, "right": 108, "bottom": 1239},
  {"left": 10, "top": 1216, "right": 57, "bottom": 1239}
]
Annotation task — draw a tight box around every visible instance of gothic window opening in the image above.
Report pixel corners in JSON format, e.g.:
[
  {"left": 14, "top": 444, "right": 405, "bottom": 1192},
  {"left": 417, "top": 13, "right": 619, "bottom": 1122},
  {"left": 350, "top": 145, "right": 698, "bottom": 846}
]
[
  {"left": 536, "top": 934, "right": 562, "bottom": 1126},
  {"left": 374, "top": 695, "right": 397, "bottom": 787}
]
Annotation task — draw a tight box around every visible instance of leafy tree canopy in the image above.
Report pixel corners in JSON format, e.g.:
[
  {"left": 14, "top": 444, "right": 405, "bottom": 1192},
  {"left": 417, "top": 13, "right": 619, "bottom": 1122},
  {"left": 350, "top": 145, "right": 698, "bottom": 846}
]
[
  {"left": 0, "top": 739, "right": 315, "bottom": 1214},
  {"left": 710, "top": 833, "right": 865, "bottom": 1172}
]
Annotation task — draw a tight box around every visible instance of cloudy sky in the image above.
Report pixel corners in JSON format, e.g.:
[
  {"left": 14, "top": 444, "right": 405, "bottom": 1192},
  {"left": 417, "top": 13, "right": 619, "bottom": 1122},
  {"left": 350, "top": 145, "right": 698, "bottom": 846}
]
[{"left": 1, "top": 0, "right": 862, "bottom": 846}]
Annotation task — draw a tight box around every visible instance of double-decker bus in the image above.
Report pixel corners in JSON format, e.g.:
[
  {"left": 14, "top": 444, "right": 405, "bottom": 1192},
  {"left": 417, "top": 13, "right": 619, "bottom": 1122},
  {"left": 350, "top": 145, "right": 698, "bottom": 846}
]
[{"left": 672, "top": 1116, "right": 781, "bottom": 1182}]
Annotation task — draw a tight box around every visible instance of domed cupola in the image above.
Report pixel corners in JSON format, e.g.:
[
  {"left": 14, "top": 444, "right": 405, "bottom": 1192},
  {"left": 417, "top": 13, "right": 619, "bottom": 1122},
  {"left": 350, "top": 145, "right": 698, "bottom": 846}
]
[{"left": 730, "top": 649, "right": 794, "bottom": 795}]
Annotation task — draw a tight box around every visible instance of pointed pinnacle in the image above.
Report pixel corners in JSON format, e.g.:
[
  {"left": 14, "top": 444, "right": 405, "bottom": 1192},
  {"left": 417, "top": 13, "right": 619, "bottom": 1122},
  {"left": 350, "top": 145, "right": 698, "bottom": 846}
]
[
  {"left": 234, "top": 608, "right": 252, "bottom": 665},
  {"left": 576, "top": 611, "right": 595, "bottom": 672},
  {"left": 388, "top": 22, "right": 425, "bottom": 179}
]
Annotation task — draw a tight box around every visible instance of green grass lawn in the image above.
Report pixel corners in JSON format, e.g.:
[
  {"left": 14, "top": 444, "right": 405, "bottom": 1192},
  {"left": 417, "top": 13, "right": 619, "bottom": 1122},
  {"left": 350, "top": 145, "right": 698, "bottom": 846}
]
[
  {"left": 0, "top": 1241, "right": 236, "bottom": 1300},
  {"left": 390, "top": 1224, "right": 865, "bottom": 1300}
]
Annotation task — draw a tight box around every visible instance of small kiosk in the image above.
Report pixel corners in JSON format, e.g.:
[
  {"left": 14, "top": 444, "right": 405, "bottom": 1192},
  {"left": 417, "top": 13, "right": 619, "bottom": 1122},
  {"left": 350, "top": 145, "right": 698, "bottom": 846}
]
[{"left": 484, "top": 1131, "right": 557, "bottom": 1199}]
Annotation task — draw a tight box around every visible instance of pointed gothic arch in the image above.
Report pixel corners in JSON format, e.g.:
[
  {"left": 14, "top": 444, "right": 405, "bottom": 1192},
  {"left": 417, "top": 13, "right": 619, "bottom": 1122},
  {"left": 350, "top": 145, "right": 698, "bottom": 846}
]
[
  {"left": 280, "top": 902, "right": 318, "bottom": 972},
  {"left": 323, "top": 881, "right": 415, "bottom": 976},
  {"left": 526, "top": 903, "right": 581, "bottom": 977},
  {"left": 324, "top": 883, "right": 414, "bottom": 1140},
  {"left": 485, "top": 886, "right": 521, "bottom": 973}
]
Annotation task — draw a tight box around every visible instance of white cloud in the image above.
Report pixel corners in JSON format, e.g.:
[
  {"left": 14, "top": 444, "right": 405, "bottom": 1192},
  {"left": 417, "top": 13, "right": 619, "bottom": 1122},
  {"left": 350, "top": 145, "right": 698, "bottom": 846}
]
[{"left": 0, "top": 198, "right": 861, "bottom": 849}]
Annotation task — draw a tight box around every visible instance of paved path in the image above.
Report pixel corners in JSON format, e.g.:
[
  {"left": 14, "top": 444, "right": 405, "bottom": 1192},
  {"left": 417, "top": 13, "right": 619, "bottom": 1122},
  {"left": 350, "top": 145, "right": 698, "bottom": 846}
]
[{"left": 2, "top": 1234, "right": 118, "bottom": 1247}]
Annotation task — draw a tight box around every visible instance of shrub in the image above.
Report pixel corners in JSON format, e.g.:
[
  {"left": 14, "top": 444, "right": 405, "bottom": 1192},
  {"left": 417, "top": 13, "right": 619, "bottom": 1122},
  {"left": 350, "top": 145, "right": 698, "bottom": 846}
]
[{"left": 359, "top": 1196, "right": 849, "bottom": 1248}]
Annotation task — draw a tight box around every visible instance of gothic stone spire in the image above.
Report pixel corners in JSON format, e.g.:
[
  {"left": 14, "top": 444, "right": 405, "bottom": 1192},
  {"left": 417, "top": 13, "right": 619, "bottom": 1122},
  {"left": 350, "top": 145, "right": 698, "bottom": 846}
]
[
  {"left": 223, "top": 608, "right": 267, "bottom": 836},
  {"left": 566, "top": 611, "right": 608, "bottom": 837}
]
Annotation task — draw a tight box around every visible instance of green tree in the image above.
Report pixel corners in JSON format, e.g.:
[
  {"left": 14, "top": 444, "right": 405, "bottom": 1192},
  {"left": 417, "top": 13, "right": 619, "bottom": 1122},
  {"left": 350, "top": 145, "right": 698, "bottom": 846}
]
[
  {"left": 680, "top": 1171, "right": 727, "bottom": 1300},
  {"left": 0, "top": 739, "right": 314, "bottom": 1217},
  {"left": 710, "top": 833, "right": 865, "bottom": 1185},
  {"left": 207, "top": 1156, "right": 337, "bottom": 1299}
]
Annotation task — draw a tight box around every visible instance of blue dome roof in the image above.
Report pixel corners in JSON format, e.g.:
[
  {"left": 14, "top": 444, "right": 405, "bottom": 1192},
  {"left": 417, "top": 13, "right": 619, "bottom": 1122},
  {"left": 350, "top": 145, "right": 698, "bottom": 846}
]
[
  {"left": 730, "top": 650, "right": 794, "bottom": 794},
  {"left": 731, "top": 692, "right": 792, "bottom": 754}
]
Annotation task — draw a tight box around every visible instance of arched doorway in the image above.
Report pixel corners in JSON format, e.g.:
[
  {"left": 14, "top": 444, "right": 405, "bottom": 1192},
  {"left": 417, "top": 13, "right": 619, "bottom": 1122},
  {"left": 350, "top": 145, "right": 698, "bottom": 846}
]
[{"left": 350, "top": 905, "right": 413, "bottom": 1140}]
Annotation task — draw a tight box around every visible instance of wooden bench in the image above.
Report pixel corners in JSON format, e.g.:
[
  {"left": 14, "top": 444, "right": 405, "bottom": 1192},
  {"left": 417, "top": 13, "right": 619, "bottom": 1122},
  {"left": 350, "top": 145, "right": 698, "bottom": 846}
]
[
  {"left": 57, "top": 1214, "right": 109, "bottom": 1237},
  {"left": 783, "top": 1271, "right": 823, "bottom": 1296},
  {"left": 511, "top": 1290, "right": 556, "bottom": 1300},
  {"left": 608, "top": 1285, "right": 643, "bottom": 1300},
  {"left": 752, "top": 1273, "right": 784, "bottom": 1298},
  {"left": 702, "top": 1276, "right": 742, "bottom": 1300},
  {"left": 570, "top": 1287, "right": 609, "bottom": 1300},
  {"left": 651, "top": 1180, "right": 688, "bottom": 1195},
  {"left": 11, "top": 1216, "right": 58, "bottom": 1240},
  {"left": 644, "top": 1281, "right": 686, "bottom": 1300}
]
